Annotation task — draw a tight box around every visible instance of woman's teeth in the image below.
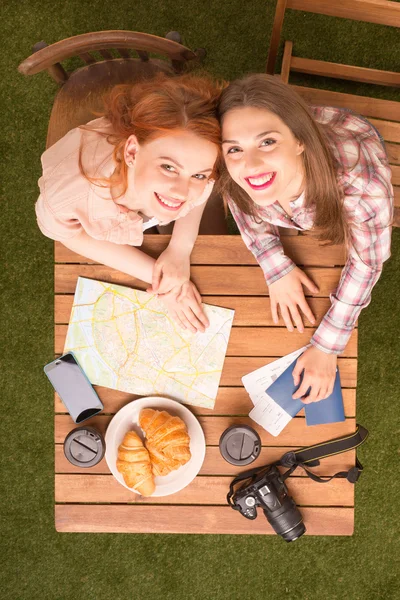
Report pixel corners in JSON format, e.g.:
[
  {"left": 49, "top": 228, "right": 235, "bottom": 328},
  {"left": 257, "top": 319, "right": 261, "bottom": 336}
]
[
  {"left": 245, "top": 172, "right": 276, "bottom": 190},
  {"left": 248, "top": 173, "right": 273, "bottom": 185},
  {"left": 155, "top": 192, "right": 183, "bottom": 210}
]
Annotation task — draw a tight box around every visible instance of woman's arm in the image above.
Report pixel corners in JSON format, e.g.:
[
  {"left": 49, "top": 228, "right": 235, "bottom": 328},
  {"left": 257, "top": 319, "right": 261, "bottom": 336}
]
[
  {"left": 229, "top": 198, "right": 318, "bottom": 329},
  {"left": 62, "top": 229, "right": 208, "bottom": 332},
  {"left": 228, "top": 198, "right": 295, "bottom": 285},
  {"left": 62, "top": 229, "right": 156, "bottom": 283},
  {"left": 169, "top": 200, "right": 207, "bottom": 253},
  {"left": 311, "top": 192, "right": 393, "bottom": 355},
  {"left": 292, "top": 188, "right": 393, "bottom": 404},
  {"left": 149, "top": 201, "right": 207, "bottom": 295}
]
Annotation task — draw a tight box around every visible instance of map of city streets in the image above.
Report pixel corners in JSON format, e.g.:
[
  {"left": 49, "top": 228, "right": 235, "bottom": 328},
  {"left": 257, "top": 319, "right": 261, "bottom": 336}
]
[{"left": 64, "top": 278, "right": 235, "bottom": 409}]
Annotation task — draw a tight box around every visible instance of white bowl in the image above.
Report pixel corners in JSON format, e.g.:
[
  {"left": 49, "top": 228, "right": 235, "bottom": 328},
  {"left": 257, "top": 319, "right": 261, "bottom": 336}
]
[{"left": 105, "top": 397, "right": 206, "bottom": 497}]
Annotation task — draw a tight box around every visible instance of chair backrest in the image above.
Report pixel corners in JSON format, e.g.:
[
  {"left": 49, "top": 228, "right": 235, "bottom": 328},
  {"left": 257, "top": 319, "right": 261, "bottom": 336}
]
[
  {"left": 265, "top": 0, "right": 400, "bottom": 226},
  {"left": 18, "top": 30, "right": 199, "bottom": 83},
  {"left": 18, "top": 31, "right": 204, "bottom": 147},
  {"left": 266, "top": 0, "right": 400, "bottom": 75}
]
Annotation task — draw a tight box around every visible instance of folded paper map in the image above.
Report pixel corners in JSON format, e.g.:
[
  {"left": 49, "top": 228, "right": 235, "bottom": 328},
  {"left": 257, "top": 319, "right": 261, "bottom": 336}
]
[{"left": 64, "top": 277, "right": 234, "bottom": 409}]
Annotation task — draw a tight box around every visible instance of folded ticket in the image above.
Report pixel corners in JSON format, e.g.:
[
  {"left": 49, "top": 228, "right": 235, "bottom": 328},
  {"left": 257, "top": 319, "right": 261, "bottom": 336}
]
[{"left": 242, "top": 347, "right": 307, "bottom": 437}]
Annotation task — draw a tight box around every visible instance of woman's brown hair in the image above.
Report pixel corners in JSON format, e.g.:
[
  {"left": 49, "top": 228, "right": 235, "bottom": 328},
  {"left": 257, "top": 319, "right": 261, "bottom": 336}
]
[
  {"left": 79, "top": 72, "right": 222, "bottom": 195},
  {"left": 218, "top": 74, "right": 348, "bottom": 245}
]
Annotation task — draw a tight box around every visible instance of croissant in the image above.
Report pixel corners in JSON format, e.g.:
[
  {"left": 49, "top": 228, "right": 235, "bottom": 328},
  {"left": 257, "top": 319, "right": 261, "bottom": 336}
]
[
  {"left": 116, "top": 431, "right": 155, "bottom": 496},
  {"left": 139, "top": 409, "right": 191, "bottom": 476}
]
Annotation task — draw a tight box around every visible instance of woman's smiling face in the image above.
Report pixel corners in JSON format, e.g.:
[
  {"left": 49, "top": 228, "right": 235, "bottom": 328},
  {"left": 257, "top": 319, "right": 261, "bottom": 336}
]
[
  {"left": 125, "top": 130, "right": 218, "bottom": 220},
  {"left": 222, "top": 106, "right": 305, "bottom": 207}
]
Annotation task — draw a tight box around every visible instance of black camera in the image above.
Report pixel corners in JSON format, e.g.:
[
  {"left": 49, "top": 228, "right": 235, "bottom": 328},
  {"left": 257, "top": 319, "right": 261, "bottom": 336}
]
[{"left": 228, "top": 464, "right": 305, "bottom": 542}]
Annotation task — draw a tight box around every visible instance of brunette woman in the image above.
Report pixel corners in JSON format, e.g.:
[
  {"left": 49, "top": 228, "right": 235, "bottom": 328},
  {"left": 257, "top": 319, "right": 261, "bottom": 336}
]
[
  {"left": 36, "top": 74, "right": 224, "bottom": 333},
  {"left": 218, "top": 74, "right": 393, "bottom": 403}
]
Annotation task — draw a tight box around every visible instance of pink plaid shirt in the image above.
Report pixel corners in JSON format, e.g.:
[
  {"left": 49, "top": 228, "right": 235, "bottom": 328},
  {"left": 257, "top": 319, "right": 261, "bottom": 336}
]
[{"left": 228, "top": 106, "right": 393, "bottom": 355}]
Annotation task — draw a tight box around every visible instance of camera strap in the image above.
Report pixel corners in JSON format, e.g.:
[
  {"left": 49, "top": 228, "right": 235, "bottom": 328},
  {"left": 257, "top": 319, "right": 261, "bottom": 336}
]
[
  {"left": 278, "top": 424, "right": 369, "bottom": 484},
  {"left": 227, "top": 424, "right": 369, "bottom": 505}
]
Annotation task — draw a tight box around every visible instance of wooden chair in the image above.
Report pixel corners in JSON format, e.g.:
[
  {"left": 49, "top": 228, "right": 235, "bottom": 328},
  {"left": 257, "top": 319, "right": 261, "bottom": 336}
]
[
  {"left": 18, "top": 30, "right": 204, "bottom": 148},
  {"left": 18, "top": 30, "right": 228, "bottom": 234},
  {"left": 266, "top": 0, "right": 400, "bottom": 226}
]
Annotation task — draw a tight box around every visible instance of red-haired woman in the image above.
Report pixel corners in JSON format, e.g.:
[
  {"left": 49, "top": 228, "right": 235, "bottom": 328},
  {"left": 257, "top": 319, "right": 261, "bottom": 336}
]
[
  {"left": 36, "top": 74, "right": 225, "bottom": 333},
  {"left": 218, "top": 74, "right": 393, "bottom": 403}
]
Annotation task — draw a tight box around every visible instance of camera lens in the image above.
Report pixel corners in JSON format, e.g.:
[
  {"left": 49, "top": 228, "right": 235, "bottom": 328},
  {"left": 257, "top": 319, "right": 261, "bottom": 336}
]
[
  {"left": 264, "top": 498, "right": 306, "bottom": 542},
  {"left": 280, "top": 519, "right": 306, "bottom": 543}
]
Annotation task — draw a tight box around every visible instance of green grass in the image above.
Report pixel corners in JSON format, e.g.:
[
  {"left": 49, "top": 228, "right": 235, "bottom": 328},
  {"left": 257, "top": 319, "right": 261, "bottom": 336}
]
[{"left": 1, "top": 1, "right": 400, "bottom": 599}]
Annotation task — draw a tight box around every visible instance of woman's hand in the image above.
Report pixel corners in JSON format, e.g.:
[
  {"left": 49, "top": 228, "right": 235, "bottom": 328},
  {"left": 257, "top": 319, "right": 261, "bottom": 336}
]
[
  {"left": 269, "top": 267, "right": 319, "bottom": 332},
  {"left": 292, "top": 346, "right": 337, "bottom": 403},
  {"left": 147, "top": 245, "right": 191, "bottom": 296},
  {"left": 158, "top": 281, "right": 210, "bottom": 333}
]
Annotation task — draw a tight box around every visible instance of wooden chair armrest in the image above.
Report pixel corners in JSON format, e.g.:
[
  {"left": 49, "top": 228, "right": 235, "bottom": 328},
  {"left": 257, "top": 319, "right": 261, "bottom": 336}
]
[{"left": 18, "top": 31, "right": 196, "bottom": 76}]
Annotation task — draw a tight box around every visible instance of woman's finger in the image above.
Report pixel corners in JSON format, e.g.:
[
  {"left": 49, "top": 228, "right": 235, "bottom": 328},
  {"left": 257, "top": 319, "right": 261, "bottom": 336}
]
[
  {"left": 270, "top": 298, "right": 279, "bottom": 325},
  {"left": 280, "top": 304, "right": 294, "bottom": 332},
  {"left": 183, "top": 305, "right": 204, "bottom": 332},
  {"left": 299, "top": 271, "right": 319, "bottom": 294},
  {"left": 303, "top": 385, "right": 321, "bottom": 403},
  {"left": 292, "top": 375, "right": 312, "bottom": 400},
  {"left": 192, "top": 284, "right": 202, "bottom": 306},
  {"left": 298, "top": 297, "right": 316, "bottom": 326},
  {"left": 187, "top": 298, "right": 208, "bottom": 331},
  {"left": 288, "top": 304, "right": 304, "bottom": 333},
  {"left": 157, "top": 276, "right": 180, "bottom": 295},
  {"left": 179, "top": 308, "right": 199, "bottom": 333},
  {"left": 170, "top": 310, "right": 187, "bottom": 331},
  {"left": 327, "top": 382, "right": 335, "bottom": 398},
  {"left": 151, "top": 262, "right": 163, "bottom": 293},
  {"left": 292, "top": 358, "right": 305, "bottom": 387},
  {"left": 314, "top": 386, "right": 329, "bottom": 403}
]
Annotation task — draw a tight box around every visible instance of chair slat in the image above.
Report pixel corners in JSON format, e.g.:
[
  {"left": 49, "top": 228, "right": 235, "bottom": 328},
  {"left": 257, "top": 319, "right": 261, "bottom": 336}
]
[
  {"left": 136, "top": 49, "right": 149, "bottom": 61},
  {"left": 55, "top": 504, "right": 355, "bottom": 534},
  {"left": 281, "top": 40, "right": 293, "bottom": 83},
  {"left": 387, "top": 143, "right": 400, "bottom": 165},
  {"left": 287, "top": 0, "right": 400, "bottom": 27},
  {"left": 99, "top": 49, "right": 114, "bottom": 60},
  {"left": 266, "top": 0, "right": 288, "bottom": 74},
  {"left": 79, "top": 52, "right": 96, "bottom": 65},
  {"left": 291, "top": 56, "right": 400, "bottom": 87},
  {"left": 292, "top": 85, "right": 400, "bottom": 121},
  {"left": 116, "top": 48, "right": 131, "bottom": 59},
  {"left": 368, "top": 119, "right": 400, "bottom": 144},
  {"left": 391, "top": 166, "right": 400, "bottom": 185}
]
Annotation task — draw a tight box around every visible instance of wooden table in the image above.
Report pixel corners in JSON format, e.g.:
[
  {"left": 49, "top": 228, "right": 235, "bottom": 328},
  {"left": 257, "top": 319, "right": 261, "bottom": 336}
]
[{"left": 54, "top": 235, "right": 357, "bottom": 535}]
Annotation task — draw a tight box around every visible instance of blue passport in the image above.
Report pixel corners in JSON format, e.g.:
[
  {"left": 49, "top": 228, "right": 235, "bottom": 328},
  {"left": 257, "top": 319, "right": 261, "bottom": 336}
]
[{"left": 265, "top": 357, "right": 345, "bottom": 426}]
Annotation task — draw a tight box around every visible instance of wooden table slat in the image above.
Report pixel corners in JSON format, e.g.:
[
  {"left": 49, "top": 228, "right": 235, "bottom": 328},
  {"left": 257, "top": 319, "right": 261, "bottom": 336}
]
[
  {"left": 55, "top": 235, "right": 347, "bottom": 267},
  {"left": 218, "top": 357, "right": 357, "bottom": 387},
  {"left": 55, "top": 474, "right": 354, "bottom": 506},
  {"left": 55, "top": 324, "right": 358, "bottom": 356},
  {"left": 55, "top": 505, "right": 354, "bottom": 535},
  {"left": 55, "top": 414, "right": 356, "bottom": 447},
  {"left": 55, "top": 264, "right": 344, "bottom": 295},
  {"left": 55, "top": 445, "right": 356, "bottom": 477},
  {"left": 55, "top": 294, "right": 340, "bottom": 327},
  {"left": 55, "top": 387, "right": 356, "bottom": 415}
]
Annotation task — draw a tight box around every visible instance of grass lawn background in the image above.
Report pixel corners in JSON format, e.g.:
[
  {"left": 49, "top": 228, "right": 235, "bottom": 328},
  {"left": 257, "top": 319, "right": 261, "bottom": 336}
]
[{"left": 1, "top": 1, "right": 399, "bottom": 598}]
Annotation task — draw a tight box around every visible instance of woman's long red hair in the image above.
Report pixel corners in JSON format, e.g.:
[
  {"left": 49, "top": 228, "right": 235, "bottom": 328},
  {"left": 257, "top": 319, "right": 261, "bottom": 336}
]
[{"left": 79, "top": 73, "right": 223, "bottom": 194}]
